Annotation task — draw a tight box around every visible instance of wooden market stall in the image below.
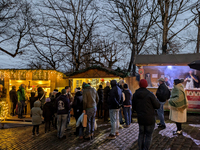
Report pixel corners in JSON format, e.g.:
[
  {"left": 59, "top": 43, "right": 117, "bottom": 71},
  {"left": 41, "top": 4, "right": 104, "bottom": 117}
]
[
  {"left": 68, "top": 66, "right": 126, "bottom": 93},
  {"left": 135, "top": 53, "right": 200, "bottom": 113},
  {"left": 0, "top": 69, "right": 68, "bottom": 117}
]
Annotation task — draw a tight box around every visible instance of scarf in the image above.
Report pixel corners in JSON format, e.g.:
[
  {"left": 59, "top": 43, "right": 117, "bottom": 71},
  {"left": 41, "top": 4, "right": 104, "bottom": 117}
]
[{"left": 168, "top": 83, "right": 188, "bottom": 111}]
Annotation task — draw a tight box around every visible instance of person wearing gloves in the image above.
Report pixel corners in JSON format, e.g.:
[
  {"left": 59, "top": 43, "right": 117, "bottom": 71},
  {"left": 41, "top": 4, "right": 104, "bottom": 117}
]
[{"left": 169, "top": 79, "right": 188, "bottom": 135}]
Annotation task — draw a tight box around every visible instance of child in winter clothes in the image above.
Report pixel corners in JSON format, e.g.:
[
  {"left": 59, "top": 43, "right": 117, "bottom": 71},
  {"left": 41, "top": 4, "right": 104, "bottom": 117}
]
[
  {"left": 43, "top": 98, "right": 54, "bottom": 133},
  {"left": 31, "top": 101, "right": 43, "bottom": 136}
]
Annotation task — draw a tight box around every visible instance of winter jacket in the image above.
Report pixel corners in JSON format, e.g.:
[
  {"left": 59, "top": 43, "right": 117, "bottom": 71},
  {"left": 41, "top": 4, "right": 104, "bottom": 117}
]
[
  {"left": 123, "top": 89, "right": 132, "bottom": 106},
  {"left": 132, "top": 88, "right": 160, "bottom": 125},
  {"left": 31, "top": 101, "right": 43, "bottom": 125},
  {"left": 97, "top": 88, "right": 103, "bottom": 104},
  {"left": 83, "top": 85, "right": 99, "bottom": 110},
  {"left": 103, "top": 86, "right": 110, "bottom": 110},
  {"left": 108, "top": 80, "right": 123, "bottom": 109},
  {"left": 37, "top": 87, "right": 46, "bottom": 108},
  {"left": 9, "top": 89, "right": 18, "bottom": 104},
  {"left": 43, "top": 102, "right": 54, "bottom": 122},
  {"left": 169, "top": 83, "right": 188, "bottom": 123},
  {"left": 72, "top": 91, "right": 83, "bottom": 119},
  {"left": 55, "top": 95, "right": 70, "bottom": 115},
  {"left": 156, "top": 83, "right": 171, "bottom": 102},
  {"left": 50, "top": 94, "right": 57, "bottom": 113},
  {"left": 17, "top": 86, "right": 26, "bottom": 102}
]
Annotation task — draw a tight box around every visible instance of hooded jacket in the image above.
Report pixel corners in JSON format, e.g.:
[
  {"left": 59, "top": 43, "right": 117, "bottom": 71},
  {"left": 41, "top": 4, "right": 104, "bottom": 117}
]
[
  {"left": 9, "top": 87, "right": 18, "bottom": 103},
  {"left": 31, "top": 101, "right": 43, "bottom": 125},
  {"left": 17, "top": 86, "right": 26, "bottom": 102},
  {"left": 97, "top": 88, "right": 103, "bottom": 103},
  {"left": 132, "top": 88, "right": 160, "bottom": 125},
  {"left": 108, "top": 80, "right": 123, "bottom": 109},
  {"left": 83, "top": 84, "right": 99, "bottom": 110},
  {"left": 103, "top": 86, "right": 110, "bottom": 110},
  {"left": 55, "top": 95, "right": 70, "bottom": 115},
  {"left": 72, "top": 91, "right": 83, "bottom": 119},
  {"left": 43, "top": 102, "right": 54, "bottom": 121}
]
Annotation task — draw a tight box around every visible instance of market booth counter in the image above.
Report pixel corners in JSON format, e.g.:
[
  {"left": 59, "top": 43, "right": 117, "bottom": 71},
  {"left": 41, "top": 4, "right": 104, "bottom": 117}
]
[
  {"left": 135, "top": 54, "right": 200, "bottom": 113},
  {"left": 0, "top": 69, "right": 68, "bottom": 118},
  {"left": 68, "top": 66, "right": 127, "bottom": 93}
]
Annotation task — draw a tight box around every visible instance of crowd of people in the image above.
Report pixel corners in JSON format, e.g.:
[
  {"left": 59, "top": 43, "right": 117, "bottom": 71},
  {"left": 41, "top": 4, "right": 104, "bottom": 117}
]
[{"left": 9, "top": 77, "right": 188, "bottom": 150}]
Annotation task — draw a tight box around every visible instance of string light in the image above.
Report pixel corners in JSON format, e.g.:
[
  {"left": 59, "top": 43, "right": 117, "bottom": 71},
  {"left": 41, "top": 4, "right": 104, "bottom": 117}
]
[{"left": 0, "top": 101, "right": 9, "bottom": 121}]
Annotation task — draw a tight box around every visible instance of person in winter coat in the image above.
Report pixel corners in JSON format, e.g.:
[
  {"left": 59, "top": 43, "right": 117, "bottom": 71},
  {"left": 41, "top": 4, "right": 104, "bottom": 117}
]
[
  {"left": 55, "top": 89, "right": 70, "bottom": 139},
  {"left": 37, "top": 87, "right": 46, "bottom": 109},
  {"left": 50, "top": 89, "right": 58, "bottom": 128},
  {"left": 103, "top": 82, "right": 110, "bottom": 122},
  {"left": 65, "top": 86, "right": 73, "bottom": 129},
  {"left": 118, "top": 80, "right": 125, "bottom": 124},
  {"left": 9, "top": 86, "right": 18, "bottom": 116},
  {"left": 156, "top": 78, "right": 171, "bottom": 129},
  {"left": 97, "top": 85, "right": 103, "bottom": 119},
  {"left": 31, "top": 101, "right": 43, "bottom": 137},
  {"left": 169, "top": 79, "right": 188, "bottom": 135},
  {"left": 30, "top": 92, "right": 36, "bottom": 110},
  {"left": 132, "top": 79, "right": 160, "bottom": 150},
  {"left": 82, "top": 82, "right": 99, "bottom": 140},
  {"left": 123, "top": 84, "right": 132, "bottom": 128},
  {"left": 72, "top": 88, "right": 83, "bottom": 138},
  {"left": 43, "top": 98, "right": 54, "bottom": 133},
  {"left": 17, "top": 84, "right": 26, "bottom": 119},
  {"left": 107, "top": 80, "right": 123, "bottom": 140}
]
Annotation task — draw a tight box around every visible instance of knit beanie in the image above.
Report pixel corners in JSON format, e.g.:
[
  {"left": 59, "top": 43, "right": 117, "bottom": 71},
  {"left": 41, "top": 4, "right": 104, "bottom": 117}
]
[{"left": 139, "top": 79, "right": 148, "bottom": 88}]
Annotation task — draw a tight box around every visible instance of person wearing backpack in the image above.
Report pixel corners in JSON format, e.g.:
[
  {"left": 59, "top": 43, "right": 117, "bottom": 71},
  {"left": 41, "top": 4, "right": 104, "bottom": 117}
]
[{"left": 156, "top": 78, "right": 171, "bottom": 129}]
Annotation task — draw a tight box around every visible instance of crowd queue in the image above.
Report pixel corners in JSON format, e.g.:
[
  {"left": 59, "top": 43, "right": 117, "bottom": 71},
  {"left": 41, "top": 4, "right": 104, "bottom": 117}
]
[{"left": 9, "top": 78, "right": 188, "bottom": 150}]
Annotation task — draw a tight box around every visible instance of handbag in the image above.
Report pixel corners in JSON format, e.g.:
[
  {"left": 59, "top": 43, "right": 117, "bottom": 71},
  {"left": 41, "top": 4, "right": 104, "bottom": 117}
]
[{"left": 82, "top": 114, "right": 87, "bottom": 127}]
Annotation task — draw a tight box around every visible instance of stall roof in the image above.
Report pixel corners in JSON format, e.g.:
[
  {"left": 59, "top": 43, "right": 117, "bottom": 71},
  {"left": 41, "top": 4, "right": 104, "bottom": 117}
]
[
  {"left": 135, "top": 53, "right": 200, "bottom": 66},
  {"left": 68, "top": 66, "right": 127, "bottom": 78}
]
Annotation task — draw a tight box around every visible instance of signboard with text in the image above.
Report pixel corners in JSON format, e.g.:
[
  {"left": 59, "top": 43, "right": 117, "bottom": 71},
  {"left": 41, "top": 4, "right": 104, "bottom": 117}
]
[{"left": 185, "top": 89, "right": 200, "bottom": 110}]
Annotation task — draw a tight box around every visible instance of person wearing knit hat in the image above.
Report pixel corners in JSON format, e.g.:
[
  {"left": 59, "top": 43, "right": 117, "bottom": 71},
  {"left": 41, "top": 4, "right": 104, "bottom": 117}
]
[
  {"left": 43, "top": 97, "right": 54, "bottom": 133},
  {"left": 156, "top": 77, "right": 171, "bottom": 129},
  {"left": 139, "top": 79, "right": 148, "bottom": 88},
  {"left": 132, "top": 79, "right": 160, "bottom": 149}
]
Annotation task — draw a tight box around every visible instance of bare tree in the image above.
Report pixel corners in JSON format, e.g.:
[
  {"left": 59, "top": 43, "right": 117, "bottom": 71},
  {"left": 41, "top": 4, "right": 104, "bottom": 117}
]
[
  {"left": 0, "top": 0, "right": 33, "bottom": 57},
  {"left": 33, "top": 0, "right": 99, "bottom": 71},
  {"left": 156, "top": 0, "right": 198, "bottom": 54},
  {"left": 191, "top": 3, "right": 200, "bottom": 53},
  {"left": 89, "top": 40, "right": 127, "bottom": 69},
  {"left": 105, "top": 0, "right": 158, "bottom": 73}
]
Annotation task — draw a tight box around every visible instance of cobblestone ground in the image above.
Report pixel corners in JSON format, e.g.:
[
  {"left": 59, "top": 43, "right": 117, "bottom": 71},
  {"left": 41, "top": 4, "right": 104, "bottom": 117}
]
[{"left": 0, "top": 116, "right": 200, "bottom": 150}]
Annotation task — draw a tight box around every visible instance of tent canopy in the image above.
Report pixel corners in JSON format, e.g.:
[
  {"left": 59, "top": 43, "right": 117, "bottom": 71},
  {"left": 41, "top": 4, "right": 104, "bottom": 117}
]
[{"left": 135, "top": 54, "right": 200, "bottom": 66}]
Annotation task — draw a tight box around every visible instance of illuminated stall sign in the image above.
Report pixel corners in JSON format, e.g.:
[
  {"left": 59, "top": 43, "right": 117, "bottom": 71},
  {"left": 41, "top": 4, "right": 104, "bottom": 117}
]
[{"left": 186, "top": 89, "right": 200, "bottom": 110}]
